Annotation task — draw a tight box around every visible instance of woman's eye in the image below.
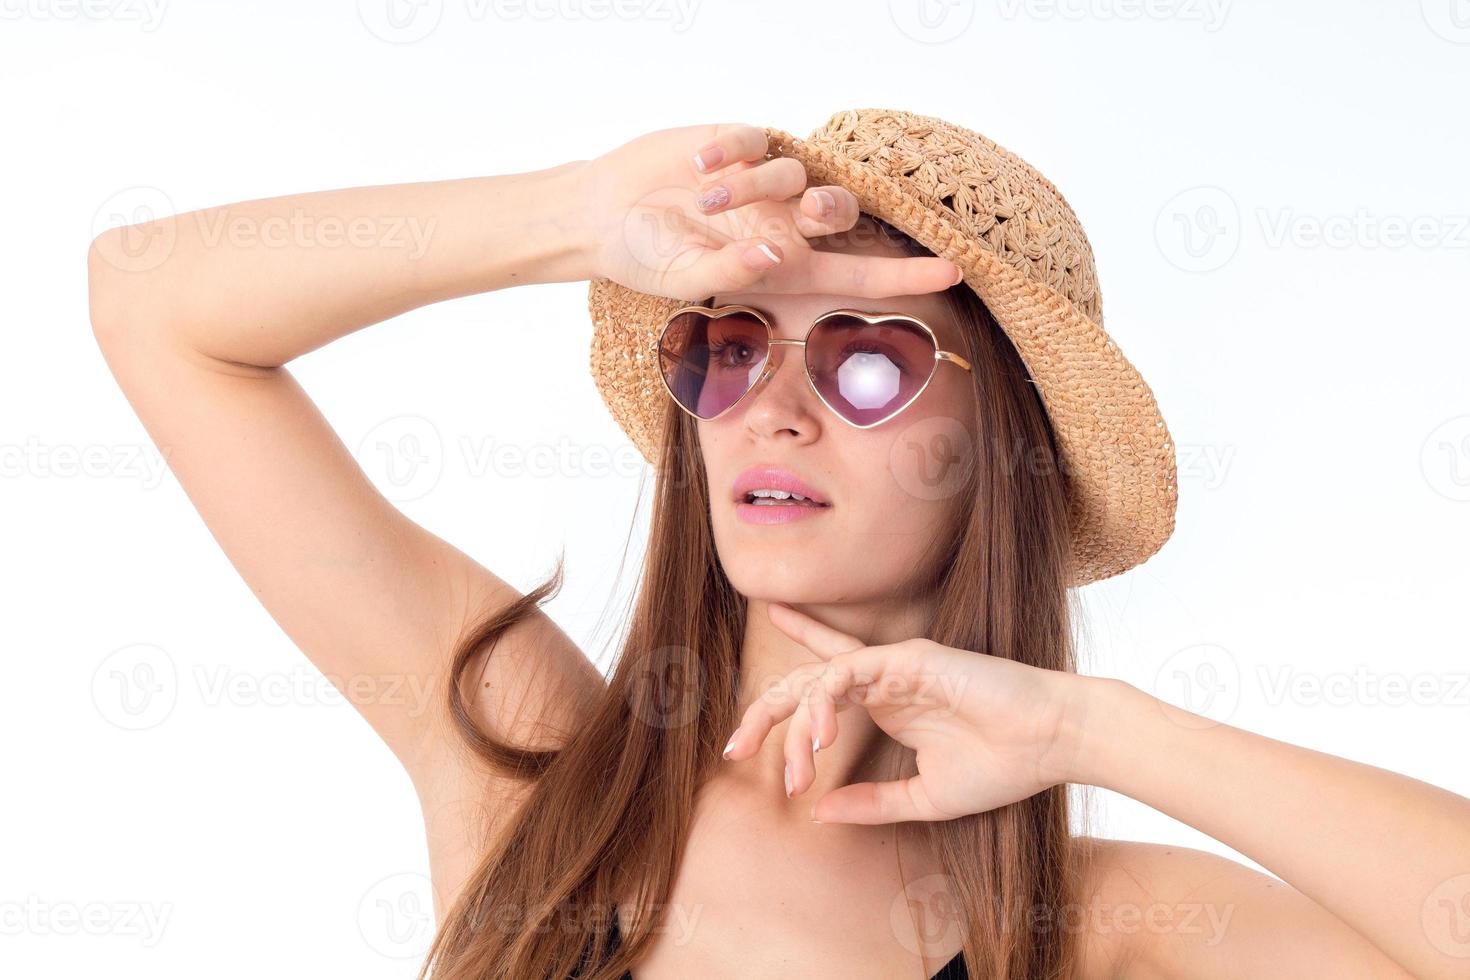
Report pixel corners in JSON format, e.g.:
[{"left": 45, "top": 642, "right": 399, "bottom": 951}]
[{"left": 709, "top": 340, "right": 756, "bottom": 368}]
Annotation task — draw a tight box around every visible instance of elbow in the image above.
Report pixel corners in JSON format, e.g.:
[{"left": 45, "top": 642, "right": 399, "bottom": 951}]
[
  {"left": 87, "top": 228, "right": 135, "bottom": 348},
  {"left": 87, "top": 221, "right": 175, "bottom": 349}
]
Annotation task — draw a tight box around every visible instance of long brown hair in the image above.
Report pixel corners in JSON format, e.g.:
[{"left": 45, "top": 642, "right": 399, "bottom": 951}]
[{"left": 420, "top": 215, "right": 1091, "bottom": 979}]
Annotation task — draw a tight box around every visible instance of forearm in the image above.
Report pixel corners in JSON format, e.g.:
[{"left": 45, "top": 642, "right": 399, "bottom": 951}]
[
  {"left": 87, "top": 160, "right": 591, "bottom": 367},
  {"left": 1068, "top": 678, "right": 1470, "bottom": 979}
]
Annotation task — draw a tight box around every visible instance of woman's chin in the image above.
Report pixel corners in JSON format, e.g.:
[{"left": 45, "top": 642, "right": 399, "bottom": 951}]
[{"left": 726, "top": 567, "right": 856, "bottom": 607}]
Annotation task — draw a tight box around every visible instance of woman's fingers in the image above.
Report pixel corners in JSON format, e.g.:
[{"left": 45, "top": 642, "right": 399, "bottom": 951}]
[
  {"left": 798, "top": 248, "right": 964, "bottom": 299},
  {"left": 671, "top": 233, "right": 962, "bottom": 301},
  {"left": 783, "top": 671, "right": 843, "bottom": 797},
  {"left": 690, "top": 147, "right": 864, "bottom": 242},
  {"left": 723, "top": 646, "right": 896, "bottom": 764},
  {"left": 790, "top": 184, "right": 862, "bottom": 239},
  {"left": 722, "top": 664, "right": 824, "bottom": 761},
  {"left": 724, "top": 659, "right": 856, "bottom": 760},
  {"left": 689, "top": 124, "right": 771, "bottom": 177},
  {"left": 721, "top": 620, "right": 942, "bottom": 804},
  {"left": 667, "top": 234, "right": 789, "bottom": 297},
  {"left": 595, "top": 123, "right": 965, "bottom": 301},
  {"left": 681, "top": 130, "right": 964, "bottom": 299},
  {"left": 812, "top": 775, "right": 943, "bottom": 824},
  {"left": 767, "top": 604, "right": 937, "bottom": 684},
  {"left": 692, "top": 155, "right": 807, "bottom": 215},
  {"left": 811, "top": 672, "right": 837, "bottom": 754},
  {"left": 783, "top": 696, "right": 818, "bottom": 797},
  {"left": 687, "top": 135, "right": 856, "bottom": 240},
  {"left": 766, "top": 601, "right": 866, "bottom": 661}
]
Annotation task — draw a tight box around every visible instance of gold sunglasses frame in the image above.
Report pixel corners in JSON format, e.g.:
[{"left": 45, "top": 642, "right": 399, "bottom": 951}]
[{"left": 650, "top": 303, "right": 974, "bottom": 430}]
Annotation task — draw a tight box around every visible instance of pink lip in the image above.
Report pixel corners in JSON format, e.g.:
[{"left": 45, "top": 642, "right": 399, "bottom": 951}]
[
  {"left": 732, "top": 465, "right": 833, "bottom": 525},
  {"left": 735, "top": 500, "right": 831, "bottom": 525}
]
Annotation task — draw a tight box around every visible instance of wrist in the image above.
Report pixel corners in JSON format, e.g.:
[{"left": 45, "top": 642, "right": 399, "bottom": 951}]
[
  {"left": 510, "top": 158, "right": 598, "bottom": 287},
  {"left": 1050, "top": 675, "right": 1144, "bottom": 787}
]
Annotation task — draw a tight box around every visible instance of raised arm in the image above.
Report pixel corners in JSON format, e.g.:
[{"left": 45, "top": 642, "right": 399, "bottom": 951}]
[
  {"left": 85, "top": 162, "right": 606, "bottom": 778},
  {"left": 85, "top": 161, "right": 631, "bottom": 914}
]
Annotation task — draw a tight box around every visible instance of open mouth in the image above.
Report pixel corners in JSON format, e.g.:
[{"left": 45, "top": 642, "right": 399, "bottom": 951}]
[
  {"left": 731, "top": 465, "right": 833, "bottom": 522},
  {"left": 741, "top": 490, "right": 831, "bottom": 508}
]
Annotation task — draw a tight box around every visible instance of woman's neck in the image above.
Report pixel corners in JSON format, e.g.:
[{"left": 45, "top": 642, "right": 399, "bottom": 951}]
[{"left": 725, "top": 596, "right": 935, "bottom": 824}]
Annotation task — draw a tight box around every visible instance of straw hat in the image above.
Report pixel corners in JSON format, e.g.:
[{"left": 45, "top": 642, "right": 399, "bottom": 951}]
[{"left": 586, "top": 108, "right": 1177, "bottom": 586}]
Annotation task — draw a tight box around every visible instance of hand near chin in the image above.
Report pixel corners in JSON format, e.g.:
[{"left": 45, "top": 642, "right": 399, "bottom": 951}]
[
  {"left": 580, "top": 122, "right": 961, "bottom": 301},
  {"left": 721, "top": 602, "right": 1101, "bottom": 824}
]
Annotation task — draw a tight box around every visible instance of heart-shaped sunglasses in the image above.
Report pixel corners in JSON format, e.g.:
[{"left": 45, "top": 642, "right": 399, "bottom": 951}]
[{"left": 651, "top": 304, "right": 973, "bottom": 428}]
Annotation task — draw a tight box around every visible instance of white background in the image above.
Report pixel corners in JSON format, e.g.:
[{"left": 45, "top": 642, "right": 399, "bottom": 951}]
[{"left": 3, "top": 0, "right": 1468, "bottom": 976}]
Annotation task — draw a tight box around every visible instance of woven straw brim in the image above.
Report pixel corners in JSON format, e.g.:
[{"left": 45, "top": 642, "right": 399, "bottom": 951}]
[{"left": 588, "top": 126, "right": 1177, "bottom": 587}]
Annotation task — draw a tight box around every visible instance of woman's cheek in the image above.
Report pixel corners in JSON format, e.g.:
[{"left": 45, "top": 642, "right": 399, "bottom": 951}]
[{"left": 881, "top": 413, "right": 976, "bottom": 507}]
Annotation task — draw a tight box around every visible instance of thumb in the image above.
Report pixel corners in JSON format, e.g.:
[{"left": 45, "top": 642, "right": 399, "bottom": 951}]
[{"left": 811, "top": 776, "right": 935, "bottom": 825}]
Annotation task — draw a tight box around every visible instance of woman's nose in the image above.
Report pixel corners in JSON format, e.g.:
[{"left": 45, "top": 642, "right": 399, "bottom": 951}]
[
  {"left": 755, "top": 342, "right": 808, "bottom": 396},
  {"left": 740, "top": 341, "right": 820, "bottom": 427}
]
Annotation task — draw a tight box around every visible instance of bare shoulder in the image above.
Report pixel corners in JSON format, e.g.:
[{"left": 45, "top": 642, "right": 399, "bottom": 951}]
[
  {"left": 412, "top": 564, "right": 609, "bottom": 917},
  {"left": 1068, "top": 836, "right": 1413, "bottom": 980}
]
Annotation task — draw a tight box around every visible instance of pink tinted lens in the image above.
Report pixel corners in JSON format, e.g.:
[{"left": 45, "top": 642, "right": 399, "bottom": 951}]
[
  {"left": 657, "top": 309, "right": 770, "bottom": 420},
  {"left": 806, "top": 315, "right": 940, "bottom": 426}
]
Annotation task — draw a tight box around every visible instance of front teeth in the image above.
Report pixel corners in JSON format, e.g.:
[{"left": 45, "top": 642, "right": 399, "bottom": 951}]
[{"left": 748, "top": 489, "right": 811, "bottom": 503}]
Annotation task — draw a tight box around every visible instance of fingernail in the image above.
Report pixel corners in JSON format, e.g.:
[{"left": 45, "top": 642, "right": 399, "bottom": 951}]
[
  {"left": 951, "top": 264, "right": 964, "bottom": 285},
  {"left": 783, "top": 760, "right": 793, "bottom": 797},
  {"left": 812, "top": 733, "right": 821, "bottom": 754},
  {"left": 722, "top": 727, "right": 740, "bottom": 759},
  {"left": 813, "top": 189, "right": 836, "bottom": 216},
  {"left": 696, "top": 185, "right": 731, "bottom": 211},
  {"left": 810, "top": 811, "right": 822, "bottom": 824},
  {"left": 742, "top": 243, "right": 781, "bottom": 269},
  {"left": 693, "top": 144, "right": 725, "bottom": 172}
]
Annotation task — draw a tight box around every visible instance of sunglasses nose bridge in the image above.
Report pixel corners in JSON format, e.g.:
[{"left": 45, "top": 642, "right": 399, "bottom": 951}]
[
  {"left": 723, "top": 338, "right": 806, "bottom": 421},
  {"left": 753, "top": 337, "right": 811, "bottom": 391}
]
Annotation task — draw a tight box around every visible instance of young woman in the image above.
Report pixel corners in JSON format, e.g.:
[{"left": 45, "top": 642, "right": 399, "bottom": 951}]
[{"left": 87, "top": 114, "right": 1469, "bottom": 979}]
